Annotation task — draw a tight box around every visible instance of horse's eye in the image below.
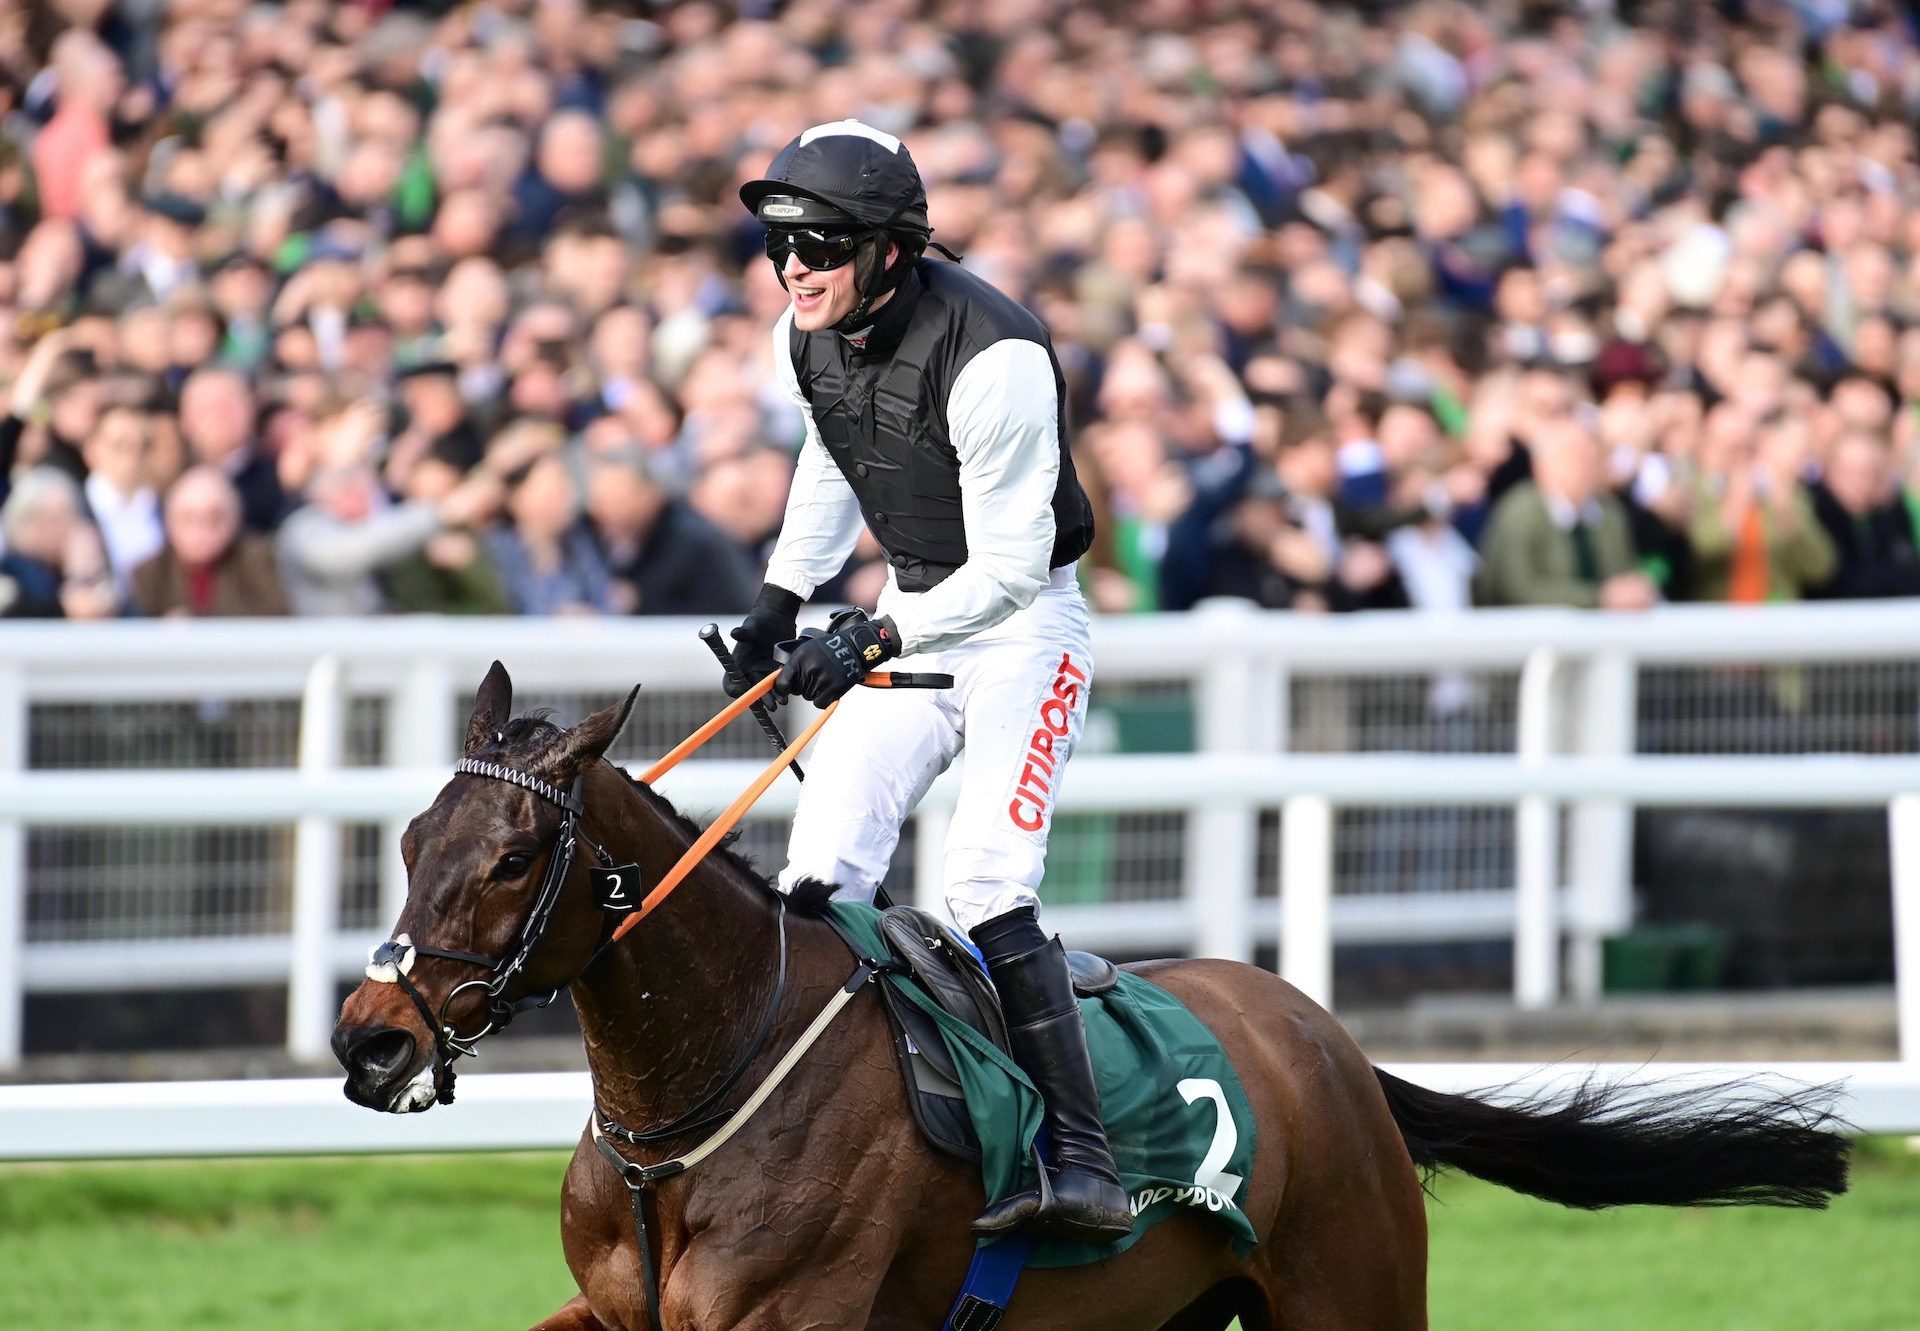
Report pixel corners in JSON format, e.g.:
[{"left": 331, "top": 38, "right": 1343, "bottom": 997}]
[{"left": 494, "top": 853, "right": 533, "bottom": 880}]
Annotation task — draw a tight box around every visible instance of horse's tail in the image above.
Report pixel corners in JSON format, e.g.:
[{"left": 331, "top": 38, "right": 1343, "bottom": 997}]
[{"left": 1371, "top": 1065, "right": 1851, "bottom": 1210}]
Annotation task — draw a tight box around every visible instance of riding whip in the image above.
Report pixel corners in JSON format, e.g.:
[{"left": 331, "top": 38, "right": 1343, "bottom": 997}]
[{"left": 701, "top": 621, "right": 804, "bottom": 781}]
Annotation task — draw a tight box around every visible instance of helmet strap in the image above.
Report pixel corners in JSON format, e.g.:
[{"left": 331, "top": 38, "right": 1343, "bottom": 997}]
[
  {"left": 822, "top": 198, "right": 932, "bottom": 336},
  {"left": 829, "top": 231, "right": 910, "bottom": 332}
]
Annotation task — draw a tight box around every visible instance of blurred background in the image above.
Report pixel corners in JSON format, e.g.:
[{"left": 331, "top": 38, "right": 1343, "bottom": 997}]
[{"left": 1, "top": 2, "right": 1919, "bottom": 1325}]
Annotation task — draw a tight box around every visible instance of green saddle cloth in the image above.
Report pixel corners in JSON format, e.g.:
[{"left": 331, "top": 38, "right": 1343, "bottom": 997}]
[{"left": 826, "top": 902, "right": 1259, "bottom": 1268}]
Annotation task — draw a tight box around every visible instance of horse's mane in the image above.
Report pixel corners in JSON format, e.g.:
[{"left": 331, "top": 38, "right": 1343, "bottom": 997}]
[
  {"left": 483, "top": 712, "right": 838, "bottom": 919},
  {"left": 616, "top": 766, "right": 838, "bottom": 919}
]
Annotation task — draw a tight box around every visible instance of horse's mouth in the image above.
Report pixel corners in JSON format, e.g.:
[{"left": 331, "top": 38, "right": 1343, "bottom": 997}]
[
  {"left": 383, "top": 1065, "right": 441, "bottom": 1114},
  {"left": 339, "top": 1060, "right": 440, "bottom": 1114},
  {"left": 336, "top": 1023, "right": 439, "bottom": 1114}
]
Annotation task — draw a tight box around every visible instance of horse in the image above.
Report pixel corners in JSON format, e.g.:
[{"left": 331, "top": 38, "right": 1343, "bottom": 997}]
[{"left": 334, "top": 663, "right": 1850, "bottom": 1331}]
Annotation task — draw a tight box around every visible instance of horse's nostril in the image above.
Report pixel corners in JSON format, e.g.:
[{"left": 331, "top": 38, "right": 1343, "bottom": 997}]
[{"left": 348, "top": 1028, "right": 416, "bottom": 1082}]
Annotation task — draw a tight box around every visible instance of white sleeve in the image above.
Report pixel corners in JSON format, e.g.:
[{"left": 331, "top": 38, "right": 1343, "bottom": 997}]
[
  {"left": 761, "top": 309, "right": 864, "bottom": 599},
  {"left": 885, "top": 338, "right": 1059, "bottom": 654}
]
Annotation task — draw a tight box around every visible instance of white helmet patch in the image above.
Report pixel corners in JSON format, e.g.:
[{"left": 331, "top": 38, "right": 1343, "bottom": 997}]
[{"left": 799, "top": 119, "right": 902, "bottom": 154}]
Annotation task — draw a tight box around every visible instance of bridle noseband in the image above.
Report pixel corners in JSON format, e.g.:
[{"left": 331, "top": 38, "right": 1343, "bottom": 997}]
[{"left": 364, "top": 757, "right": 644, "bottom": 1102}]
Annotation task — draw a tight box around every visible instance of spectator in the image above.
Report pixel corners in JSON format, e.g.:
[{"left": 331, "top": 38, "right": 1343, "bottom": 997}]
[
  {"left": 1385, "top": 511, "right": 1480, "bottom": 616},
  {"left": 131, "top": 467, "right": 288, "bottom": 617},
  {"left": 29, "top": 32, "right": 117, "bottom": 223},
  {"left": 1809, "top": 434, "right": 1920, "bottom": 599},
  {"left": 278, "top": 458, "right": 493, "bottom": 617},
  {"left": 178, "top": 369, "right": 283, "bottom": 532},
  {"left": 1159, "top": 434, "right": 1260, "bottom": 612},
  {"left": 1196, "top": 413, "right": 1426, "bottom": 612},
  {"left": 1477, "top": 417, "right": 1655, "bottom": 609},
  {"left": 388, "top": 357, "right": 483, "bottom": 490},
  {"left": 1689, "top": 416, "right": 1837, "bottom": 604},
  {"left": 0, "top": 328, "right": 74, "bottom": 510},
  {"left": 586, "top": 448, "right": 756, "bottom": 616},
  {"left": 30, "top": 345, "right": 99, "bottom": 486},
  {"left": 0, "top": 469, "right": 69, "bottom": 617},
  {"left": 0, "top": 467, "right": 117, "bottom": 619},
  {"left": 380, "top": 456, "right": 512, "bottom": 615},
  {"left": 486, "top": 453, "right": 614, "bottom": 616},
  {"left": 511, "top": 111, "right": 609, "bottom": 242},
  {"left": 80, "top": 406, "right": 162, "bottom": 593},
  {"left": 689, "top": 446, "right": 795, "bottom": 571},
  {"left": 89, "top": 194, "right": 207, "bottom": 310}
]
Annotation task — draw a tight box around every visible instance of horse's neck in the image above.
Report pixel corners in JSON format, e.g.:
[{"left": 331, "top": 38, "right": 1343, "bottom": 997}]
[{"left": 567, "top": 766, "right": 783, "bottom": 1135}]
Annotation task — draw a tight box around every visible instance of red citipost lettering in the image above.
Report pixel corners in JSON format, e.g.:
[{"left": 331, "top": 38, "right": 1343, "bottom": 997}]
[{"left": 1009, "top": 653, "right": 1088, "bottom": 833}]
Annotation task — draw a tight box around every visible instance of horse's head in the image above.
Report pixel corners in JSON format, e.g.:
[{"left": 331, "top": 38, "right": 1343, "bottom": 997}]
[{"left": 333, "top": 660, "right": 637, "bottom": 1113}]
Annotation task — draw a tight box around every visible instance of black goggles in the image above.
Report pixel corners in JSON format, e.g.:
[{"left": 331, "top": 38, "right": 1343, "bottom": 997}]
[{"left": 764, "top": 227, "right": 869, "bottom": 272}]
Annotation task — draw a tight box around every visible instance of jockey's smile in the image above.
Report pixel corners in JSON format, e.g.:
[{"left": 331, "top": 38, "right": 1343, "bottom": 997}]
[{"left": 779, "top": 244, "right": 896, "bottom": 332}]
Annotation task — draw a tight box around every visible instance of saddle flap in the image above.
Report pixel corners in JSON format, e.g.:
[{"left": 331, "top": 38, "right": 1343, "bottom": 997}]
[
  {"left": 880, "top": 988, "right": 981, "bottom": 1161},
  {"left": 879, "top": 907, "right": 1010, "bottom": 1052}
]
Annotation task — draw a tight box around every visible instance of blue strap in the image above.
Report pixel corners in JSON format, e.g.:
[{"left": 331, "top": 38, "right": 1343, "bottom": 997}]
[
  {"left": 942, "top": 1233, "right": 1034, "bottom": 1331},
  {"left": 944, "top": 933, "right": 1032, "bottom": 1330}
]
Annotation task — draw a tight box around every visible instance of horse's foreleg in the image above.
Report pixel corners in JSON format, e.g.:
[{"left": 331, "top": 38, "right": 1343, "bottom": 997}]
[{"left": 529, "top": 1294, "right": 611, "bottom": 1330}]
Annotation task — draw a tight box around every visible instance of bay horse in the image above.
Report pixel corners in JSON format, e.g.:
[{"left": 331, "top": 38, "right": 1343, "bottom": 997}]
[{"left": 334, "top": 664, "right": 1849, "bottom": 1331}]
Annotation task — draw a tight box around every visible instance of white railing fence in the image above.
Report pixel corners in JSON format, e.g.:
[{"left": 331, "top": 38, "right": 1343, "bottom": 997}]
[
  {"left": 3, "top": 1060, "right": 1914, "bottom": 1160},
  {"left": 1, "top": 602, "right": 1919, "bottom": 1078}
]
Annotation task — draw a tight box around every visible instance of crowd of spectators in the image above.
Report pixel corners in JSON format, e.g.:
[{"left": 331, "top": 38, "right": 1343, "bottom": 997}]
[{"left": 1, "top": 0, "right": 1918, "bottom": 624}]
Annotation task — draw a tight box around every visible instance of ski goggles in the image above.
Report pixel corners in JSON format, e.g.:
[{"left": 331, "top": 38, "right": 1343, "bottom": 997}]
[{"left": 763, "top": 226, "right": 869, "bottom": 272}]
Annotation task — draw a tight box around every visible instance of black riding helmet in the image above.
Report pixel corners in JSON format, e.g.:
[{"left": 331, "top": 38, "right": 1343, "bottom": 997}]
[{"left": 740, "top": 120, "right": 937, "bottom": 332}]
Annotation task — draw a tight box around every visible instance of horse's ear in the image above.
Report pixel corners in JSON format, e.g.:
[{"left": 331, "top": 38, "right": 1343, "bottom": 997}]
[
  {"left": 544, "top": 683, "right": 640, "bottom": 778},
  {"left": 465, "top": 660, "right": 514, "bottom": 756}
]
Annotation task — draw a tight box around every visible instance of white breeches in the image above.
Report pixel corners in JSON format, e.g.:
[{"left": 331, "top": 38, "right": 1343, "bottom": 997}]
[{"left": 777, "top": 572, "right": 1092, "bottom": 934}]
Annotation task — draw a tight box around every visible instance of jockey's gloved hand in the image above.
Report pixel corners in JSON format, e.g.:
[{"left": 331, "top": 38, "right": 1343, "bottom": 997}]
[
  {"left": 775, "top": 608, "right": 900, "bottom": 707},
  {"left": 728, "top": 584, "right": 802, "bottom": 701}
]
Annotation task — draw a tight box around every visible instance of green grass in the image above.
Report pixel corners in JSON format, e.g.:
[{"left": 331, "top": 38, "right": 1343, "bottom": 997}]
[
  {"left": 1424, "top": 1137, "right": 1920, "bottom": 1331},
  {"left": 0, "top": 1143, "right": 1915, "bottom": 1329},
  {"left": 0, "top": 1153, "right": 578, "bottom": 1329}
]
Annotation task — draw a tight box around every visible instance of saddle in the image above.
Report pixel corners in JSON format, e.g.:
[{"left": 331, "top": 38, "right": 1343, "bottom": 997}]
[{"left": 838, "top": 905, "right": 1120, "bottom": 1162}]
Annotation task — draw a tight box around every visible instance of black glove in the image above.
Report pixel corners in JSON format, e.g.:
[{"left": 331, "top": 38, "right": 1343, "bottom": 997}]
[
  {"left": 727, "top": 584, "right": 801, "bottom": 700},
  {"left": 775, "top": 608, "right": 901, "bottom": 706}
]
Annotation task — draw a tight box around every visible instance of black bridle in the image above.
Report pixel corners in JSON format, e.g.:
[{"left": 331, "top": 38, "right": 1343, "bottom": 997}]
[
  {"left": 366, "top": 758, "right": 638, "bottom": 1102},
  {"left": 365, "top": 755, "right": 788, "bottom": 1119}
]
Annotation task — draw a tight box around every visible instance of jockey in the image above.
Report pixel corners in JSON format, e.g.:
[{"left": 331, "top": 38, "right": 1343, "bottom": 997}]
[{"left": 728, "top": 120, "right": 1130, "bottom": 1245}]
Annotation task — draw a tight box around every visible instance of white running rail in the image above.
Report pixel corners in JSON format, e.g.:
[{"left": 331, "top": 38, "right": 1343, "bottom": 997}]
[{"left": 0, "top": 1062, "right": 1912, "bottom": 1160}]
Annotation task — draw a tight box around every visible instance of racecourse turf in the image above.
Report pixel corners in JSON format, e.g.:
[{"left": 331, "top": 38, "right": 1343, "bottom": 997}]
[{"left": 1, "top": 1142, "right": 1915, "bottom": 1329}]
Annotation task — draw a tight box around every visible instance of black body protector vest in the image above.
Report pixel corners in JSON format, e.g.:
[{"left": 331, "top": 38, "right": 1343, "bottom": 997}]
[{"left": 789, "top": 260, "right": 1095, "bottom": 593}]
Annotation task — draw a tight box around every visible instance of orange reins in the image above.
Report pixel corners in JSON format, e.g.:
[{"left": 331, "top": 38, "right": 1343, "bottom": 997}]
[
  {"left": 613, "top": 663, "right": 949, "bottom": 943},
  {"left": 611, "top": 678, "right": 837, "bottom": 944},
  {"left": 639, "top": 671, "right": 780, "bottom": 787}
]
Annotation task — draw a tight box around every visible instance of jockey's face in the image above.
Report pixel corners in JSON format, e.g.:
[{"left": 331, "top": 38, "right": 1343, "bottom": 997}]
[{"left": 782, "top": 239, "right": 898, "bottom": 332}]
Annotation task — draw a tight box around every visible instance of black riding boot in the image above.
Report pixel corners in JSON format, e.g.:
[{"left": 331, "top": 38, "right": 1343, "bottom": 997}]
[{"left": 970, "top": 910, "right": 1133, "bottom": 1244}]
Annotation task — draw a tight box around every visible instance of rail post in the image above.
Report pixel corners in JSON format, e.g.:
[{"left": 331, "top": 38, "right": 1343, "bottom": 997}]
[
  {"left": 383, "top": 658, "right": 456, "bottom": 923},
  {"left": 288, "top": 655, "right": 345, "bottom": 1064},
  {"left": 1514, "top": 648, "right": 1560, "bottom": 1009},
  {"left": 1280, "top": 794, "right": 1334, "bottom": 1007},
  {"left": 0, "top": 664, "right": 26, "bottom": 1070},
  {"left": 1890, "top": 794, "right": 1920, "bottom": 1064},
  {"left": 1566, "top": 650, "right": 1636, "bottom": 1002},
  {"left": 1189, "top": 607, "right": 1262, "bottom": 963}
]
